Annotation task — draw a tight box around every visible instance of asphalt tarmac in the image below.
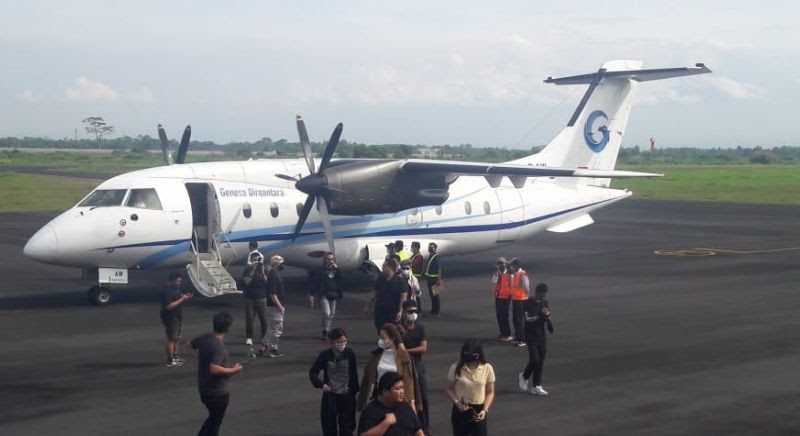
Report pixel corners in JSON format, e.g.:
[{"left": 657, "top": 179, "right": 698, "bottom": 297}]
[{"left": 1, "top": 199, "right": 799, "bottom": 436}]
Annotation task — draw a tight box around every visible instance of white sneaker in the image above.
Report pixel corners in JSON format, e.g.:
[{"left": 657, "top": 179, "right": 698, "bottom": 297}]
[
  {"left": 245, "top": 338, "right": 253, "bottom": 346},
  {"left": 518, "top": 372, "right": 529, "bottom": 392},
  {"left": 530, "top": 385, "right": 548, "bottom": 396}
]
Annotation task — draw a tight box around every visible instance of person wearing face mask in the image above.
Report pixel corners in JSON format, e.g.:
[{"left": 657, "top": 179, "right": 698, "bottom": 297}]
[
  {"left": 400, "top": 260, "right": 421, "bottom": 303},
  {"left": 445, "top": 339, "right": 495, "bottom": 436},
  {"left": 357, "top": 323, "right": 421, "bottom": 415},
  {"left": 508, "top": 258, "right": 531, "bottom": 347},
  {"left": 260, "top": 255, "right": 286, "bottom": 358},
  {"left": 309, "top": 328, "right": 359, "bottom": 436},
  {"left": 365, "top": 259, "right": 408, "bottom": 332},
  {"left": 314, "top": 252, "right": 343, "bottom": 340},
  {"left": 400, "top": 299, "right": 430, "bottom": 433}
]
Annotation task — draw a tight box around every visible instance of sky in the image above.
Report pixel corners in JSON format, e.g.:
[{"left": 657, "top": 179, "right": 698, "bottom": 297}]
[{"left": 1, "top": 1, "right": 796, "bottom": 149}]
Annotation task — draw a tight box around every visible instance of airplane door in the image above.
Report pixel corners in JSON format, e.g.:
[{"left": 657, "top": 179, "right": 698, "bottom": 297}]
[
  {"left": 185, "top": 182, "right": 220, "bottom": 253},
  {"left": 495, "top": 188, "right": 525, "bottom": 243}
]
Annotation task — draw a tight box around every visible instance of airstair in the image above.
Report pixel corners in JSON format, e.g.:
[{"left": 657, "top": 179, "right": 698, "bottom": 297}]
[{"left": 186, "top": 232, "right": 240, "bottom": 297}]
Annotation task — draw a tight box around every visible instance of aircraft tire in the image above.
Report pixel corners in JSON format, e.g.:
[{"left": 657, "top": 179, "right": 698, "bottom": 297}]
[{"left": 88, "top": 286, "right": 112, "bottom": 306}]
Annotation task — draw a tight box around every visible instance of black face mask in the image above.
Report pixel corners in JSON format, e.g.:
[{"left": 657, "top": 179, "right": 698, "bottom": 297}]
[{"left": 277, "top": 265, "right": 285, "bottom": 271}]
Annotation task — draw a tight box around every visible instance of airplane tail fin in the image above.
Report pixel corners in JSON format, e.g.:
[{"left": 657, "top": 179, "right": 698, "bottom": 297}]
[{"left": 511, "top": 60, "right": 710, "bottom": 185}]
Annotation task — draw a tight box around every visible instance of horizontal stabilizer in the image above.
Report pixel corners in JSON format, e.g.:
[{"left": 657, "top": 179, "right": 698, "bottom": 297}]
[
  {"left": 545, "top": 63, "right": 712, "bottom": 85},
  {"left": 547, "top": 214, "right": 594, "bottom": 233}
]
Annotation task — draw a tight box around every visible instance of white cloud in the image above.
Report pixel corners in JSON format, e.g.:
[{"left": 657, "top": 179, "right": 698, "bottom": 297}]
[
  {"left": 709, "top": 76, "right": 767, "bottom": 99},
  {"left": 65, "top": 76, "right": 119, "bottom": 102},
  {"left": 126, "top": 86, "right": 156, "bottom": 103},
  {"left": 16, "top": 90, "right": 42, "bottom": 103},
  {"left": 508, "top": 33, "right": 532, "bottom": 47},
  {"left": 62, "top": 77, "right": 156, "bottom": 103}
]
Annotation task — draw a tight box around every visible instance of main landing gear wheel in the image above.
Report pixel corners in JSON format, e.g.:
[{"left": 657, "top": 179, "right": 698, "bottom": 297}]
[{"left": 88, "top": 286, "right": 112, "bottom": 306}]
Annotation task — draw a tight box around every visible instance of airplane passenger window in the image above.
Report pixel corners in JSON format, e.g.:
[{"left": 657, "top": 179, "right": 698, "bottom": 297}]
[
  {"left": 125, "top": 188, "right": 163, "bottom": 210},
  {"left": 483, "top": 201, "right": 491, "bottom": 214},
  {"left": 270, "top": 202, "right": 279, "bottom": 218},
  {"left": 242, "top": 203, "right": 252, "bottom": 218},
  {"left": 435, "top": 205, "right": 443, "bottom": 215},
  {"left": 79, "top": 189, "right": 128, "bottom": 207},
  {"left": 464, "top": 201, "right": 472, "bottom": 215}
]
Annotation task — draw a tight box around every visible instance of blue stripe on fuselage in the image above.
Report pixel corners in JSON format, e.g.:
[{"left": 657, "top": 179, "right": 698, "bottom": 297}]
[{"left": 120, "top": 197, "right": 615, "bottom": 269}]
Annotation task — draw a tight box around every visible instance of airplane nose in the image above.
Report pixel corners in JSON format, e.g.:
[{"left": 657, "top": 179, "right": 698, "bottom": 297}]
[{"left": 24, "top": 225, "right": 59, "bottom": 263}]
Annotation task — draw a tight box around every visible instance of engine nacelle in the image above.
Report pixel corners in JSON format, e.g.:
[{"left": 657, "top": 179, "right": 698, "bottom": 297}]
[{"left": 322, "top": 160, "right": 449, "bottom": 215}]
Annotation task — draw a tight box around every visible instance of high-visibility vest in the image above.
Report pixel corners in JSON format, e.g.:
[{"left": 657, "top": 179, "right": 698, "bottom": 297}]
[
  {"left": 424, "top": 253, "right": 440, "bottom": 279},
  {"left": 398, "top": 249, "right": 411, "bottom": 262},
  {"left": 493, "top": 273, "right": 512, "bottom": 299},
  {"left": 410, "top": 253, "right": 424, "bottom": 277},
  {"left": 509, "top": 269, "right": 528, "bottom": 300}
]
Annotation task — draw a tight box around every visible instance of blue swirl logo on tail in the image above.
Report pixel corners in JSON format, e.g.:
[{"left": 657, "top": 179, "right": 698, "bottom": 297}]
[{"left": 583, "top": 110, "right": 609, "bottom": 153}]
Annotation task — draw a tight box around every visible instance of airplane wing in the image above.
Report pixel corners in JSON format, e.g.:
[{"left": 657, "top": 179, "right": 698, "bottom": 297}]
[{"left": 397, "top": 159, "right": 661, "bottom": 179}]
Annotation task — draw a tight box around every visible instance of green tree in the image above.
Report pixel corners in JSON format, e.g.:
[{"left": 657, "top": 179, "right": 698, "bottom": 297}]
[{"left": 82, "top": 117, "right": 115, "bottom": 149}]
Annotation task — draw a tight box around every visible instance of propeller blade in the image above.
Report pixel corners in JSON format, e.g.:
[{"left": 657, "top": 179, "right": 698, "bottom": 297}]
[
  {"left": 175, "top": 125, "right": 191, "bottom": 164},
  {"left": 275, "top": 174, "right": 300, "bottom": 182},
  {"left": 292, "top": 195, "right": 316, "bottom": 241},
  {"left": 317, "top": 197, "right": 335, "bottom": 253},
  {"left": 157, "top": 124, "right": 173, "bottom": 165},
  {"left": 318, "top": 123, "right": 343, "bottom": 173},
  {"left": 296, "top": 115, "right": 316, "bottom": 174}
]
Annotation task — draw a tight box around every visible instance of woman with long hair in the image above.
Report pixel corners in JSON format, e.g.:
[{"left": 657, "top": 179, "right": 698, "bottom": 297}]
[
  {"left": 444, "top": 338, "right": 495, "bottom": 436},
  {"left": 357, "top": 323, "right": 422, "bottom": 414}
]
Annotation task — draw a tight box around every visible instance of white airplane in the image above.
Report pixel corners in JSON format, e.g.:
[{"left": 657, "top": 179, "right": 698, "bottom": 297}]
[{"left": 24, "top": 60, "right": 711, "bottom": 305}]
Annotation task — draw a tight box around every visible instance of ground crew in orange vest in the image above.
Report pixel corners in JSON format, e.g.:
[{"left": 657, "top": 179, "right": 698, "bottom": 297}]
[
  {"left": 491, "top": 257, "right": 513, "bottom": 342},
  {"left": 508, "top": 258, "right": 530, "bottom": 346}
]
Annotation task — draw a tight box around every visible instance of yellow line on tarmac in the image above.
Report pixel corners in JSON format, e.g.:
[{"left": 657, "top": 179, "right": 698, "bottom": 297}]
[{"left": 654, "top": 247, "right": 800, "bottom": 257}]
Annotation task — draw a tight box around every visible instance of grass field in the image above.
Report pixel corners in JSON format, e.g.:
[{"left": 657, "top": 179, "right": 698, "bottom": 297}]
[
  {"left": 0, "top": 172, "right": 98, "bottom": 212},
  {"left": 1, "top": 150, "right": 798, "bottom": 212},
  {"left": 615, "top": 165, "right": 800, "bottom": 205}
]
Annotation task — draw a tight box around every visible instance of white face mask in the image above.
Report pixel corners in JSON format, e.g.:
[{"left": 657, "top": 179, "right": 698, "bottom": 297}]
[
  {"left": 334, "top": 343, "right": 347, "bottom": 352},
  {"left": 377, "top": 338, "right": 390, "bottom": 349},
  {"left": 401, "top": 269, "right": 410, "bottom": 278},
  {"left": 405, "top": 313, "right": 418, "bottom": 322}
]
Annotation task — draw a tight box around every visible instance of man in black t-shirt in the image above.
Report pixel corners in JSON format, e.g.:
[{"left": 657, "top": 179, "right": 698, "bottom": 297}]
[
  {"left": 519, "top": 283, "right": 554, "bottom": 396},
  {"left": 160, "top": 271, "right": 192, "bottom": 367},
  {"left": 365, "top": 259, "right": 408, "bottom": 332},
  {"left": 357, "top": 372, "right": 424, "bottom": 436},
  {"left": 242, "top": 254, "right": 268, "bottom": 346},
  {"left": 400, "top": 299, "right": 430, "bottom": 432},
  {"left": 190, "top": 312, "right": 243, "bottom": 436}
]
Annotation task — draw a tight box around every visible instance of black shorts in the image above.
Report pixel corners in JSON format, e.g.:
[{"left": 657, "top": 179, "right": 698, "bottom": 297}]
[{"left": 161, "top": 314, "right": 182, "bottom": 341}]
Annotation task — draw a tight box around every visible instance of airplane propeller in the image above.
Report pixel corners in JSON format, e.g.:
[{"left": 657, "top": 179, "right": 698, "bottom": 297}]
[
  {"left": 157, "top": 124, "right": 192, "bottom": 165},
  {"left": 277, "top": 116, "right": 343, "bottom": 253}
]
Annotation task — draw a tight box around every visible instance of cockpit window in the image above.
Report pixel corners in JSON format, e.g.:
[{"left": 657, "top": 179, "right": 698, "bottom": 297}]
[
  {"left": 126, "top": 188, "right": 163, "bottom": 210},
  {"left": 78, "top": 189, "right": 128, "bottom": 208}
]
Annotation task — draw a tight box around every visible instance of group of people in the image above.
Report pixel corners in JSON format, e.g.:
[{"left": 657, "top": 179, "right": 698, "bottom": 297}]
[
  {"left": 240, "top": 242, "right": 287, "bottom": 358},
  {"left": 156, "top": 239, "right": 554, "bottom": 436},
  {"left": 491, "top": 256, "right": 554, "bottom": 396}
]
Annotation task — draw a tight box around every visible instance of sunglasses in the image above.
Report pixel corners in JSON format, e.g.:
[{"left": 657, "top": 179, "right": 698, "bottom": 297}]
[
  {"left": 406, "top": 309, "right": 420, "bottom": 314},
  {"left": 401, "top": 267, "right": 411, "bottom": 270}
]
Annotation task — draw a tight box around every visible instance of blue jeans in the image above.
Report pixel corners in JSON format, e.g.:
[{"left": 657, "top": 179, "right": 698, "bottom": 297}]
[{"left": 321, "top": 297, "right": 337, "bottom": 333}]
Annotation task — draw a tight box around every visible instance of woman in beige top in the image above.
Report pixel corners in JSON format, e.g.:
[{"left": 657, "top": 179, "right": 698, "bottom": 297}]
[{"left": 445, "top": 338, "right": 495, "bottom": 436}]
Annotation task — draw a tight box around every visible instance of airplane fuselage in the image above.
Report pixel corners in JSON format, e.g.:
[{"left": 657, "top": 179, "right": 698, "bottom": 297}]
[{"left": 24, "top": 158, "right": 629, "bottom": 272}]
